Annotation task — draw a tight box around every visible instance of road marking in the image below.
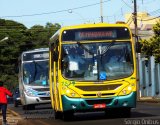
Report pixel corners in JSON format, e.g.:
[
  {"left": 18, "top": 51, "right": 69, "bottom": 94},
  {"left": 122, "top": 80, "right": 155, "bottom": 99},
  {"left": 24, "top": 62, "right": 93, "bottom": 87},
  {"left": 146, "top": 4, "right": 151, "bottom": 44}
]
[
  {"left": 18, "top": 119, "right": 35, "bottom": 125},
  {"left": 8, "top": 108, "right": 21, "bottom": 117},
  {"left": 33, "top": 119, "right": 51, "bottom": 125}
]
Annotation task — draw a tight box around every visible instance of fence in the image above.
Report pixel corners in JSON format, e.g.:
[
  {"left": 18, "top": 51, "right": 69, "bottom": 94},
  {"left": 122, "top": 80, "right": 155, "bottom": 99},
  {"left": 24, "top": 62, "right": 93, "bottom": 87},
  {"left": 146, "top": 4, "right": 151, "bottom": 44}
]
[{"left": 138, "top": 54, "right": 160, "bottom": 97}]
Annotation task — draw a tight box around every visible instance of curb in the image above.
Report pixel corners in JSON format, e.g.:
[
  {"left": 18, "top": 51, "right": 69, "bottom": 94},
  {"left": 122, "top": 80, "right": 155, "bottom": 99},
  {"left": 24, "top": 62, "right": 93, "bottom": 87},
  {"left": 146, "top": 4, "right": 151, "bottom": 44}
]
[
  {"left": 137, "top": 97, "right": 160, "bottom": 103},
  {"left": 138, "top": 100, "right": 160, "bottom": 103},
  {"left": 8, "top": 108, "right": 21, "bottom": 117}
]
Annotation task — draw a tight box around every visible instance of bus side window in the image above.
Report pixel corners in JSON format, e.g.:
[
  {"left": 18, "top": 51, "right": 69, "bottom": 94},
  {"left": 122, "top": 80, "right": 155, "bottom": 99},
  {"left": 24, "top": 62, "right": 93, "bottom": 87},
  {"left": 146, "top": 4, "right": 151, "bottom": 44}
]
[
  {"left": 23, "top": 69, "right": 30, "bottom": 84},
  {"left": 53, "top": 39, "right": 59, "bottom": 62},
  {"left": 53, "top": 51, "right": 58, "bottom": 62}
]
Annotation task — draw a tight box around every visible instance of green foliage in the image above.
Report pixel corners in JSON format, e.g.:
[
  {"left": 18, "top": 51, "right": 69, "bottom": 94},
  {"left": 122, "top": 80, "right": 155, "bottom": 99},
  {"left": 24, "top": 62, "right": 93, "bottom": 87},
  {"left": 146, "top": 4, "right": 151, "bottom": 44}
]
[
  {"left": 153, "top": 21, "right": 160, "bottom": 36},
  {"left": 0, "top": 19, "right": 61, "bottom": 90},
  {"left": 140, "top": 20, "right": 160, "bottom": 63}
]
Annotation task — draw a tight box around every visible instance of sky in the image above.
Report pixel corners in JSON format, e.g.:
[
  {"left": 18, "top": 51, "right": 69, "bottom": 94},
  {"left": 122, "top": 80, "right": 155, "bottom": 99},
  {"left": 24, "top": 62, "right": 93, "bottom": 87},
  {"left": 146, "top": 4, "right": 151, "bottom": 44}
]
[{"left": 0, "top": 0, "right": 160, "bottom": 28}]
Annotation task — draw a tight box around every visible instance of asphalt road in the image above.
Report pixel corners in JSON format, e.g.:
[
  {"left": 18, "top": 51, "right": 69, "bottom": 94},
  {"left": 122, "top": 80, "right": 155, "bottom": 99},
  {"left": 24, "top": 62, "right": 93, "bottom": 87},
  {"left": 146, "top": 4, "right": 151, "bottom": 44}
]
[{"left": 4, "top": 102, "right": 160, "bottom": 125}]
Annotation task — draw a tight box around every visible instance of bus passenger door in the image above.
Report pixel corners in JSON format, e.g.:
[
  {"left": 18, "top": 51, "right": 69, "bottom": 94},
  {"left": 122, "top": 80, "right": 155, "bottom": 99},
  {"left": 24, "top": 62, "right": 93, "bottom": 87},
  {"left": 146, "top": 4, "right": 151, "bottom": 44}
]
[{"left": 53, "top": 40, "right": 61, "bottom": 111}]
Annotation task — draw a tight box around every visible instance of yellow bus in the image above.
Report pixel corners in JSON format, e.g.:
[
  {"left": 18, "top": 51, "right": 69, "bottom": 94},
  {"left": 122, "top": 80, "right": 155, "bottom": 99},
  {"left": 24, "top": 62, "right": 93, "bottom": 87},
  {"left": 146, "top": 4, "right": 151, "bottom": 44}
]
[{"left": 49, "top": 23, "right": 137, "bottom": 120}]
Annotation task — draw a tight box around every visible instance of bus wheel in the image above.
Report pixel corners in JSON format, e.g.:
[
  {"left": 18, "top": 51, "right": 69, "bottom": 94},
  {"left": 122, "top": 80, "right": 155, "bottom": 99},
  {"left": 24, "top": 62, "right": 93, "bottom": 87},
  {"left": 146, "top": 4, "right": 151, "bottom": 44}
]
[
  {"left": 23, "top": 105, "right": 28, "bottom": 110},
  {"left": 116, "top": 108, "right": 131, "bottom": 118},
  {"left": 54, "top": 111, "right": 62, "bottom": 119},
  {"left": 62, "top": 111, "right": 74, "bottom": 121},
  {"left": 30, "top": 104, "right": 35, "bottom": 110},
  {"left": 14, "top": 102, "right": 18, "bottom": 107},
  {"left": 122, "top": 108, "right": 131, "bottom": 118},
  {"left": 105, "top": 109, "right": 115, "bottom": 118},
  {"left": 23, "top": 105, "right": 35, "bottom": 110}
]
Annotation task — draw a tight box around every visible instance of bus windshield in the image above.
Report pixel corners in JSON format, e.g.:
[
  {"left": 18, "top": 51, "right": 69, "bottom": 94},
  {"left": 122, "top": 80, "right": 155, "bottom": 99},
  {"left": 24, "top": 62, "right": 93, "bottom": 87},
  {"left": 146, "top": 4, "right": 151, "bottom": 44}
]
[
  {"left": 61, "top": 42, "right": 133, "bottom": 81},
  {"left": 23, "top": 60, "right": 49, "bottom": 86}
]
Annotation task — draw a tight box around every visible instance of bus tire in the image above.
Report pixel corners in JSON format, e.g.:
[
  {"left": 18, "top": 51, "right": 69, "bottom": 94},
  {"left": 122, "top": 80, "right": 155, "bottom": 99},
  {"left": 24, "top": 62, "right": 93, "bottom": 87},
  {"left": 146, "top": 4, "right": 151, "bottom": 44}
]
[
  {"left": 14, "top": 102, "right": 18, "bottom": 107},
  {"left": 122, "top": 108, "right": 131, "bottom": 118},
  {"left": 54, "top": 111, "right": 62, "bottom": 119},
  {"left": 62, "top": 111, "right": 74, "bottom": 121},
  {"left": 30, "top": 104, "right": 35, "bottom": 110},
  {"left": 23, "top": 105, "right": 27, "bottom": 110},
  {"left": 23, "top": 105, "right": 35, "bottom": 110},
  {"left": 105, "top": 108, "right": 131, "bottom": 118},
  {"left": 116, "top": 108, "right": 131, "bottom": 118},
  {"left": 105, "top": 109, "right": 115, "bottom": 118}
]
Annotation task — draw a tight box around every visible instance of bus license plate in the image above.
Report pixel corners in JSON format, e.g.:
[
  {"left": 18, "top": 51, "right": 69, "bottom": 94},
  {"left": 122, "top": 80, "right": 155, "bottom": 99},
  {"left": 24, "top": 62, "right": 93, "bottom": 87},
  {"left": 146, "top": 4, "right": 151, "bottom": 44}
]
[{"left": 93, "top": 104, "right": 106, "bottom": 109}]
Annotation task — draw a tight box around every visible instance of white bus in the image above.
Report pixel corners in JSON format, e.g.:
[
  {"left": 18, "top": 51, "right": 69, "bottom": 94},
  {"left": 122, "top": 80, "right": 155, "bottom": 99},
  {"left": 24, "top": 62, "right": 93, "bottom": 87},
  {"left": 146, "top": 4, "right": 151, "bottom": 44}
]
[{"left": 18, "top": 48, "right": 51, "bottom": 110}]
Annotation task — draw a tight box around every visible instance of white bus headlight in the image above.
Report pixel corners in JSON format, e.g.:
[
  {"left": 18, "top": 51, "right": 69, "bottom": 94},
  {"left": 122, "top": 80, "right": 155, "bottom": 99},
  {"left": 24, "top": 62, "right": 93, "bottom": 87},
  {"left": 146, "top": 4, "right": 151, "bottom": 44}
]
[
  {"left": 118, "top": 85, "right": 135, "bottom": 96},
  {"left": 25, "top": 88, "right": 37, "bottom": 97},
  {"left": 64, "top": 88, "right": 80, "bottom": 98}
]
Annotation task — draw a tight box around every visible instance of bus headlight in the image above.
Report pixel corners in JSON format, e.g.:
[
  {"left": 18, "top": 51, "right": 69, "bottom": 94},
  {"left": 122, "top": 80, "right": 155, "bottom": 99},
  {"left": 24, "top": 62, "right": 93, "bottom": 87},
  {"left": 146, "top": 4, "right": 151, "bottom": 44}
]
[
  {"left": 64, "top": 88, "right": 80, "bottom": 98},
  {"left": 25, "top": 88, "right": 37, "bottom": 97},
  {"left": 118, "top": 85, "right": 134, "bottom": 96}
]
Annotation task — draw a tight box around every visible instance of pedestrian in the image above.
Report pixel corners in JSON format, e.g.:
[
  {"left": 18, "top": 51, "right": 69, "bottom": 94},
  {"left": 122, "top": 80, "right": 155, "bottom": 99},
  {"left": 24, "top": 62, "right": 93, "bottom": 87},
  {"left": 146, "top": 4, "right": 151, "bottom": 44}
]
[{"left": 0, "top": 80, "right": 13, "bottom": 125}]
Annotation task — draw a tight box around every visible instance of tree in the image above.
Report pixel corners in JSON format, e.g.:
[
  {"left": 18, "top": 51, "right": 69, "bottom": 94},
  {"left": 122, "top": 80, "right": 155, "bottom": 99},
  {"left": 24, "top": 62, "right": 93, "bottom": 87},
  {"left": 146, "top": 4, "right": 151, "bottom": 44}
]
[
  {"left": 140, "top": 20, "right": 160, "bottom": 63},
  {"left": 0, "top": 19, "right": 61, "bottom": 90},
  {"left": 29, "top": 23, "right": 61, "bottom": 48}
]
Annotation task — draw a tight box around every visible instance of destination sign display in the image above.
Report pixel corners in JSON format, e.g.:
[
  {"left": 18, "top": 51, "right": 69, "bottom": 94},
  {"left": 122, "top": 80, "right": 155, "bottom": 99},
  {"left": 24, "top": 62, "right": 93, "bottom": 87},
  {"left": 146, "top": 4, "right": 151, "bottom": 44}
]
[
  {"left": 23, "top": 51, "right": 49, "bottom": 61},
  {"left": 75, "top": 30, "right": 117, "bottom": 40},
  {"left": 62, "top": 27, "right": 130, "bottom": 41}
]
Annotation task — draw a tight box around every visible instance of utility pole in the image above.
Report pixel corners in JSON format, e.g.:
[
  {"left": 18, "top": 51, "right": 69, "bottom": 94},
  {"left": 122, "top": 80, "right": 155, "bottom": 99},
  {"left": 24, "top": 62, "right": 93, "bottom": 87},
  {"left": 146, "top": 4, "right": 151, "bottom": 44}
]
[
  {"left": 100, "top": 0, "right": 103, "bottom": 23},
  {"left": 133, "top": 0, "right": 140, "bottom": 101},
  {"left": 133, "top": 0, "right": 138, "bottom": 44}
]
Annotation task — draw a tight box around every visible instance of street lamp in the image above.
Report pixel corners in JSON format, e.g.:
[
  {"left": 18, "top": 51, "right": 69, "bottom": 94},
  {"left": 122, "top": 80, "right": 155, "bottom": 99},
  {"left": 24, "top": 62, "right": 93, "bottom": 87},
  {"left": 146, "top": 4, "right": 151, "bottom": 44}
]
[
  {"left": 68, "top": 9, "right": 86, "bottom": 24},
  {"left": 100, "top": 0, "right": 104, "bottom": 23},
  {"left": 0, "top": 37, "right": 9, "bottom": 43}
]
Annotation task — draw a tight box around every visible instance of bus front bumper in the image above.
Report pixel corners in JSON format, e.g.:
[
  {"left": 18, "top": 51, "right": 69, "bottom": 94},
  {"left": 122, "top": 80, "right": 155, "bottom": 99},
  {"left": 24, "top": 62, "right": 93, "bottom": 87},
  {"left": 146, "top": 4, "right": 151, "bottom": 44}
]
[
  {"left": 62, "top": 92, "right": 136, "bottom": 112},
  {"left": 24, "top": 94, "right": 51, "bottom": 105}
]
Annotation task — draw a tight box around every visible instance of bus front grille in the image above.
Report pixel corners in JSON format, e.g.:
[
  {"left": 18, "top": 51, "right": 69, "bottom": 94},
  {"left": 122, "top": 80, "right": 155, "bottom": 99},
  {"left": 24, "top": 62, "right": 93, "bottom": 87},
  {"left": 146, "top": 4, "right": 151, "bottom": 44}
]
[
  {"left": 75, "top": 84, "right": 121, "bottom": 91},
  {"left": 83, "top": 93, "right": 115, "bottom": 97},
  {"left": 34, "top": 88, "right": 49, "bottom": 92},
  {"left": 85, "top": 99, "right": 113, "bottom": 105},
  {"left": 40, "top": 97, "right": 51, "bottom": 100}
]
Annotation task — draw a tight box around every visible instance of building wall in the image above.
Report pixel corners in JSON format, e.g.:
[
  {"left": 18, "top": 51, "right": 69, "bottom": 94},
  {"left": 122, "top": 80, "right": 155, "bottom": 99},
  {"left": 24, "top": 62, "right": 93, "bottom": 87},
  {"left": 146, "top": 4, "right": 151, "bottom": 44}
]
[{"left": 125, "top": 12, "right": 160, "bottom": 39}]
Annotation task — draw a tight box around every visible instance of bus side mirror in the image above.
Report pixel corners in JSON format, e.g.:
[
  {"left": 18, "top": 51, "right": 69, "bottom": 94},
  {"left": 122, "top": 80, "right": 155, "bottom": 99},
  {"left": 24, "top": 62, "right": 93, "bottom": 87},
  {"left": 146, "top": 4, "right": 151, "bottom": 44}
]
[
  {"left": 136, "top": 42, "right": 142, "bottom": 53},
  {"left": 15, "top": 67, "right": 19, "bottom": 73},
  {"left": 53, "top": 52, "right": 58, "bottom": 62}
]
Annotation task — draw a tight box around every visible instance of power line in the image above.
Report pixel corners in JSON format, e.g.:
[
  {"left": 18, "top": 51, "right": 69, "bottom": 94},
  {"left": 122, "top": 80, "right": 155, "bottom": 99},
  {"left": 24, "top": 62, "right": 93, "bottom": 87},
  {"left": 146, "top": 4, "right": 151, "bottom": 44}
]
[
  {"left": 148, "top": 9, "right": 160, "bottom": 16},
  {"left": 1, "top": 0, "right": 159, "bottom": 27},
  {"left": 125, "top": 8, "right": 160, "bottom": 25},
  {"left": 125, "top": 14, "right": 133, "bottom": 24},
  {"left": 121, "top": 0, "right": 133, "bottom": 9},
  {"left": 102, "top": 4, "right": 126, "bottom": 23},
  {"left": 137, "top": 15, "right": 160, "bottom": 21},
  {"left": 1, "top": 0, "right": 111, "bottom": 18},
  {"left": 140, "top": 0, "right": 156, "bottom": 4}
]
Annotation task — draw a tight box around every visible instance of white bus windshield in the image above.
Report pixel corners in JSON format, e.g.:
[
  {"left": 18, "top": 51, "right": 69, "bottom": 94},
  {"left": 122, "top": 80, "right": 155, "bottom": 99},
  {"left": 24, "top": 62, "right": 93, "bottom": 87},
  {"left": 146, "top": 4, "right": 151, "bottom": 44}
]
[
  {"left": 61, "top": 42, "right": 133, "bottom": 81},
  {"left": 23, "top": 60, "right": 49, "bottom": 86}
]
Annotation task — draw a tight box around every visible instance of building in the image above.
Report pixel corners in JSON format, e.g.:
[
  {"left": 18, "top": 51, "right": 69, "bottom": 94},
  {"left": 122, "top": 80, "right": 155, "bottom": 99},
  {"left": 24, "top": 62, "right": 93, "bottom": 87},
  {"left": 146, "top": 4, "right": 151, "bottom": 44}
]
[{"left": 125, "top": 12, "right": 160, "bottom": 39}]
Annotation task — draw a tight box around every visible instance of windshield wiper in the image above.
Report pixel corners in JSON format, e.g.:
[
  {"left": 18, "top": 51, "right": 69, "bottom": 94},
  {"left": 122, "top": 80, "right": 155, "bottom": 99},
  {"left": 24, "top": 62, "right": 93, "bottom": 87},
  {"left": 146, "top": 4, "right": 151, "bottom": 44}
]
[
  {"left": 100, "top": 40, "right": 115, "bottom": 56},
  {"left": 77, "top": 40, "right": 115, "bottom": 56},
  {"left": 76, "top": 41, "right": 94, "bottom": 55},
  {"left": 33, "top": 60, "right": 46, "bottom": 80},
  {"left": 99, "top": 40, "right": 115, "bottom": 74}
]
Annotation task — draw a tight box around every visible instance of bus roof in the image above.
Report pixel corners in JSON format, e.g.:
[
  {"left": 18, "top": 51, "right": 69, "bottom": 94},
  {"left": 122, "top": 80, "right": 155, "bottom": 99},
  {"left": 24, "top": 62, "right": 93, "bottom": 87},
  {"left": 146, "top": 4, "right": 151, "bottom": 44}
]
[
  {"left": 50, "top": 23, "right": 131, "bottom": 43},
  {"left": 22, "top": 48, "right": 49, "bottom": 54},
  {"left": 60, "top": 23, "right": 130, "bottom": 31},
  {"left": 21, "top": 48, "right": 49, "bottom": 62}
]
